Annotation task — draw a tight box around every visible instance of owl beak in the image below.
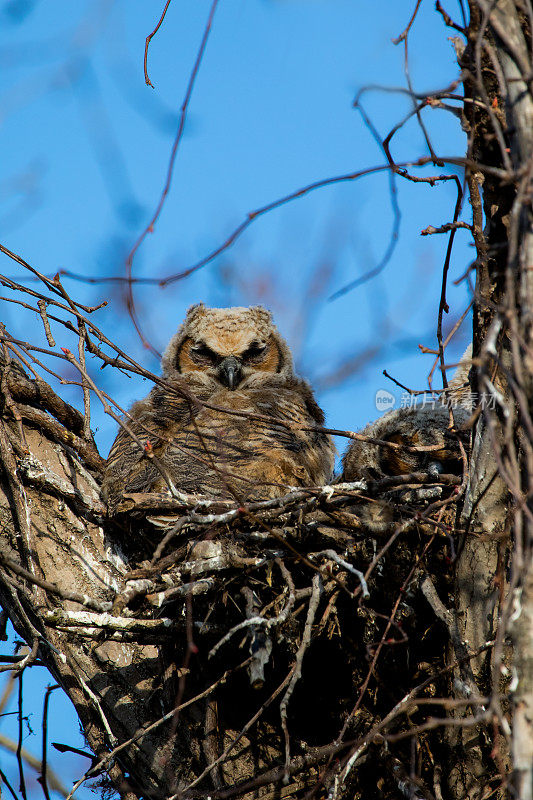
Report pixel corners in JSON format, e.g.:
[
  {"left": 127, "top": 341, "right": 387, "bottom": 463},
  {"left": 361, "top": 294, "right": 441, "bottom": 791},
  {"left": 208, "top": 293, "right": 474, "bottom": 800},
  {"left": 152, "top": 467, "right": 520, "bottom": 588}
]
[{"left": 218, "top": 356, "right": 242, "bottom": 390}]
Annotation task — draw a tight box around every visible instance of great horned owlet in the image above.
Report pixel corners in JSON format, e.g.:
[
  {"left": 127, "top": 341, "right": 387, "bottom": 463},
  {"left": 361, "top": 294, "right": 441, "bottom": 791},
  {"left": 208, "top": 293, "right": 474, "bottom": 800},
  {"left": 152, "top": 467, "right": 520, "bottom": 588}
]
[
  {"left": 342, "top": 404, "right": 470, "bottom": 482},
  {"left": 101, "top": 304, "right": 335, "bottom": 512},
  {"left": 342, "top": 349, "right": 472, "bottom": 482}
]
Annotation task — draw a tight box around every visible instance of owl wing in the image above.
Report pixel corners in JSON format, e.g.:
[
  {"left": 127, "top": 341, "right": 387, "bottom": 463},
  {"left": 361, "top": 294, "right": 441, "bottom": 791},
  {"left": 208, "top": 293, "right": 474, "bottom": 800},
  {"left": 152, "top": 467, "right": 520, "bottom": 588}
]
[
  {"left": 251, "top": 383, "right": 334, "bottom": 488},
  {"left": 101, "top": 385, "right": 193, "bottom": 513}
]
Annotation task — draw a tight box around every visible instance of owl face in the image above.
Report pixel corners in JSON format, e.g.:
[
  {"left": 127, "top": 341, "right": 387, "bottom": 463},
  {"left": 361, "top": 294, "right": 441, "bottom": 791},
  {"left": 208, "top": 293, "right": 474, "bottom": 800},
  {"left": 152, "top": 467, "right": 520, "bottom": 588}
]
[{"left": 161, "top": 304, "right": 294, "bottom": 390}]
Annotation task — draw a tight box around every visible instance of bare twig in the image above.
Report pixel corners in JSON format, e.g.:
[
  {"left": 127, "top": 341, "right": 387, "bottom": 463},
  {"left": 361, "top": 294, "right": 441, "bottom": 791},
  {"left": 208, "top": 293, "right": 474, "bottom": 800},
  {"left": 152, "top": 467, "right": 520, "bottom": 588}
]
[
  {"left": 280, "top": 573, "right": 322, "bottom": 777},
  {"left": 126, "top": 0, "right": 220, "bottom": 352},
  {"left": 144, "top": 0, "right": 173, "bottom": 88},
  {"left": 40, "top": 684, "right": 59, "bottom": 800},
  {"left": 0, "top": 733, "right": 69, "bottom": 799}
]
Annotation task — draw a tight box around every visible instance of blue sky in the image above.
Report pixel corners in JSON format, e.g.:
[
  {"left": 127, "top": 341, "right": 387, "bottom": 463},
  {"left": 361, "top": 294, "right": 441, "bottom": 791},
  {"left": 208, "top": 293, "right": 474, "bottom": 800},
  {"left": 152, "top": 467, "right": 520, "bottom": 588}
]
[{"left": 0, "top": 1, "right": 472, "bottom": 795}]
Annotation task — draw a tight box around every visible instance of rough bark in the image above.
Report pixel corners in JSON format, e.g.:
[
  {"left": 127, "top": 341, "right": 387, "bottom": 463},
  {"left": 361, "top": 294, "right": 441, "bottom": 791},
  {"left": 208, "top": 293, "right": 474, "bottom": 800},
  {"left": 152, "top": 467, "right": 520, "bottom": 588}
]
[
  {"left": 447, "top": 2, "right": 533, "bottom": 798},
  {"left": 0, "top": 369, "right": 181, "bottom": 797}
]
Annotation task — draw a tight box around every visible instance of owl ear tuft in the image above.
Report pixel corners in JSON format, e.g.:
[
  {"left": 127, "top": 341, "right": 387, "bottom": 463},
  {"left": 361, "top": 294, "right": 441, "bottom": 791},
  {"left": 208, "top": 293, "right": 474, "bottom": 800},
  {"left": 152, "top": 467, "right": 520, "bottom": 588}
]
[{"left": 184, "top": 303, "right": 206, "bottom": 325}]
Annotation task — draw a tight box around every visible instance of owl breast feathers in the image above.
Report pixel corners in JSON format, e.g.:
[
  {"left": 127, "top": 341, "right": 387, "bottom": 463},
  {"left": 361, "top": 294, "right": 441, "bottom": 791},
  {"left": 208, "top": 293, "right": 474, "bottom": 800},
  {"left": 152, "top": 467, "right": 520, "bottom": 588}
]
[{"left": 101, "top": 304, "right": 335, "bottom": 512}]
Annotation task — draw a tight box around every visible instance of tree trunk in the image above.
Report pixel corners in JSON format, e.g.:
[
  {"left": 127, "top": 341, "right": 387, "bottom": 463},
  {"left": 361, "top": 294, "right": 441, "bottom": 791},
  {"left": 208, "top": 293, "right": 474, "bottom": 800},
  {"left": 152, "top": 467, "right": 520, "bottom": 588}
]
[
  {"left": 448, "top": 2, "right": 533, "bottom": 798},
  {"left": 0, "top": 363, "right": 183, "bottom": 797}
]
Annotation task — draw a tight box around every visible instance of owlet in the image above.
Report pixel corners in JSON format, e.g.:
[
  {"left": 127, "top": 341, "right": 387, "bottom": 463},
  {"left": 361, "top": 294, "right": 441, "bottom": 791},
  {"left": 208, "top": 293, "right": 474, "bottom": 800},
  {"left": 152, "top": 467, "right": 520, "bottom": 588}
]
[{"left": 102, "top": 304, "right": 335, "bottom": 512}]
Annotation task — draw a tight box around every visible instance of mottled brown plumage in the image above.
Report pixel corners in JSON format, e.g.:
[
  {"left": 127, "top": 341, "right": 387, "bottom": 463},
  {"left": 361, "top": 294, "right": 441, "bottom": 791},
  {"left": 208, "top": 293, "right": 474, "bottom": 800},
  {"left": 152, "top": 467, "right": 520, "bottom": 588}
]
[
  {"left": 341, "top": 404, "right": 470, "bottom": 482},
  {"left": 101, "top": 304, "right": 335, "bottom": 513},
  {"left": 342, "top": 352, "right": 472, "bottom": 482}
]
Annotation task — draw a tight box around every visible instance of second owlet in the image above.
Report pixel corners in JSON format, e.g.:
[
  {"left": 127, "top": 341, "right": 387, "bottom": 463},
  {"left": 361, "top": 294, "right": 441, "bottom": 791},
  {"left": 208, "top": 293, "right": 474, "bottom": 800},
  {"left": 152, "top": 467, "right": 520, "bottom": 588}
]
[
  {"left": 342, "top": 349, "right": 472, "bottom": 482},
  {"left": 101, "top": 304, "right": 335, "bottom": 513}
]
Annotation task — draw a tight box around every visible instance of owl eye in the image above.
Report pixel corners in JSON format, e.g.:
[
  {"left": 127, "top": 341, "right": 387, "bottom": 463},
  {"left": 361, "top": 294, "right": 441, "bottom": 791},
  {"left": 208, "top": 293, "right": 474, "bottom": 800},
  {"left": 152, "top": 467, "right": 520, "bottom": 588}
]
[
  {"left": 190, "top": 343, "right": 218, "bottom": 363},
  {"left": 243, "top": 342, "right": 266, "bottom": 360}
]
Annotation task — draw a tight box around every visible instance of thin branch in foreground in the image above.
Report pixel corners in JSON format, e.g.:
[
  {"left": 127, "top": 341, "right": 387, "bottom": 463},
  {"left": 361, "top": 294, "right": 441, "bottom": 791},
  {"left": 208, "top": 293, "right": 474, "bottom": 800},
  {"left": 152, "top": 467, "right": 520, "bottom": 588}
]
[
  {"left": 0, "top": 733, "right": 69, "bottom": 799},
  {"left": 392, "top": 0, "right": 423, "bottom": 45},
  {"left": 126, "top": 0, "right": 220, "bottom": 353},
  {"left": 0, "top": 554, "right": 113, "bottom": 613},
  {"left": 40, "top": 684, "right": 60, "bottom": 800},
  {"left": 329, "top": 97, "right": 401, "bottom": 302},
  {"left": 280, "top": 573, "right": 322, "bottom": 777},
  {"left": 17, "top": 672, "right": 27, "bottom": 800},
  {"left": 65, "top": 660, "right": 252, "bottom": 799},
  {"left": 144, "top": 0, "right": 173, "bottom": 88}
]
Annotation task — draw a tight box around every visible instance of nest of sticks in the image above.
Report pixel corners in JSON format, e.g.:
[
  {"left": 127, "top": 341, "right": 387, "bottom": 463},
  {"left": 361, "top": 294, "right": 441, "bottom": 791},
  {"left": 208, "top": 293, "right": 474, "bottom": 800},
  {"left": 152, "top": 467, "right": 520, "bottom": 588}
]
[
  {"left": 0, "top": 348, "right": 476, "bottom": 800},
  {"left": 103, "top": 472, "right": 463, "bottom": 800}
]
